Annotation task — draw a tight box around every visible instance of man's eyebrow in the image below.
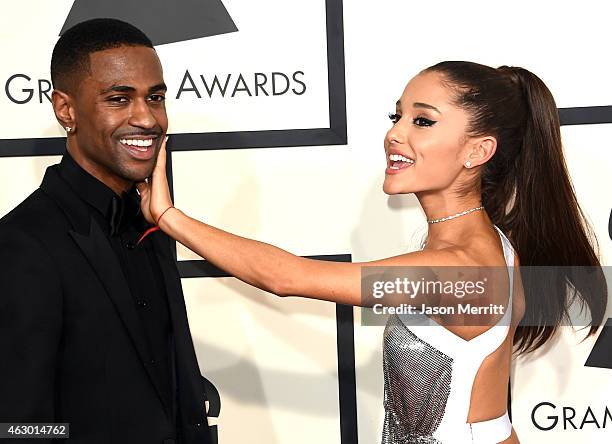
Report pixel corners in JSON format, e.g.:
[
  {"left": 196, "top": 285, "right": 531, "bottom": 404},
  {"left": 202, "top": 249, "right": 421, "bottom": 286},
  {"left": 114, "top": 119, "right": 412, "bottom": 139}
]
[
  {"left": 149, "top": 83, "right": 167, "bottom": 94},
  {"left": 413, "top": 102, "right": 441, "bottom": 114},
  {"left": 100, "top": 84, "right": 136, "bottom": 94},
  {"left": 99, "top": 83, "right": 168, "bottom": 95}
]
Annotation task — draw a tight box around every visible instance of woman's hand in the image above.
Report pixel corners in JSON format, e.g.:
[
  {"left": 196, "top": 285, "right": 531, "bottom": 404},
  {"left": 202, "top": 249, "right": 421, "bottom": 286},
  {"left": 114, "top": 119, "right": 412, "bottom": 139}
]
[{"left": 137, "top": 136, "right": 174, "bottom": 225}]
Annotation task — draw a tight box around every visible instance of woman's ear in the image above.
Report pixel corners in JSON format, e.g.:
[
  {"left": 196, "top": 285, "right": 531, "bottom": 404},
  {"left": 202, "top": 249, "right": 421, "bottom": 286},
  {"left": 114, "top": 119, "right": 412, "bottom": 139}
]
[{"left": 465, "top": 136, "right": 497, "bottom": 168}]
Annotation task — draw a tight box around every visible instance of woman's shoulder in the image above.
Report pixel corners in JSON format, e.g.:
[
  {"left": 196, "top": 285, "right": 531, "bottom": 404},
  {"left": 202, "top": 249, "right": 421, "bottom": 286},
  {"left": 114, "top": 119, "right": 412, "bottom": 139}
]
[
  {"left": 461, "top": 227, "right": 516, "bottom": 267},
  {"left": 369, "top": 226, "right": 519, "bottom": 269}
]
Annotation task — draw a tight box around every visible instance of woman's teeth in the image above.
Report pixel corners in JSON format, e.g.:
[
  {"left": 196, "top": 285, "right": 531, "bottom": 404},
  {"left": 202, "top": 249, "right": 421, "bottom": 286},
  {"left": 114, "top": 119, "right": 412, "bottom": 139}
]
[
  {"left": 388, "top": 153, "right": 415, "bottom": 169},
  {"left": 120, "top": 138, "right": 154, "bottom": 150}
]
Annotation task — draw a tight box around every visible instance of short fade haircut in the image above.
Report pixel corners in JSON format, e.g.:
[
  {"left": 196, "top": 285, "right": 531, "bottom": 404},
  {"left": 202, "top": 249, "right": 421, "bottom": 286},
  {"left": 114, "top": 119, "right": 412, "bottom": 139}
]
[{"left": 51, "top": 18, "right": 154, "bottom": 93}]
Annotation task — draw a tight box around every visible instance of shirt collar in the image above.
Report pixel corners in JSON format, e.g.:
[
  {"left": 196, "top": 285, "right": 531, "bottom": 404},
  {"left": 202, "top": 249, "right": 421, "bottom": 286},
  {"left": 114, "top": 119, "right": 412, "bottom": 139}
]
[{"left": 58, "top": 152, "right": 142, "bottom": 235}]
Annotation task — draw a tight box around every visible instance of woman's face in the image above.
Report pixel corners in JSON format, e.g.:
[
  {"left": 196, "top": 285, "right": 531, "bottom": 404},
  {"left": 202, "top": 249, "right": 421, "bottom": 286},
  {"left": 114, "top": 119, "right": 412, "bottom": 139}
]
[{"left": 383, "top": 71, "right": 473, "bottom": 195}]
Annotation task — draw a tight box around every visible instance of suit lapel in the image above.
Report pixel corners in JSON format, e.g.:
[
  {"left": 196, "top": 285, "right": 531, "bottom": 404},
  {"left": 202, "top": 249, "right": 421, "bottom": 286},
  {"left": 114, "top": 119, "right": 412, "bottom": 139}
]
[
  {"left": 41, "top": 165, "right": 170, "bottom": 415},
  {"left": 68, "top": 219, "right": 170, "bottom": 414}
]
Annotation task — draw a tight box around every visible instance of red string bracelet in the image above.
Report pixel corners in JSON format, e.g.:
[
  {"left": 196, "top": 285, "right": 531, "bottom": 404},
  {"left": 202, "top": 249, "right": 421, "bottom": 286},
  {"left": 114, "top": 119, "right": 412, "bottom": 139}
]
[
  {"left": 136, "top": 206, "right": 175, "bottom": 245},
  {"left": 156, "top": 205, "right": 175, "bottom": 226}
]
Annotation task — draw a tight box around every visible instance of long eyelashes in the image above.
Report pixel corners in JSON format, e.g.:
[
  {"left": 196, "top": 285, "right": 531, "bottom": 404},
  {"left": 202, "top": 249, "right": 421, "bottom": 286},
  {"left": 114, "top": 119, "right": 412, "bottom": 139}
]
[
  {"left": 413, "top": 117, "right": 436, "bottom": 127},
  {"left": 388, "top": 113, "right": 401, "bottom": 124},
  {"left": 388, "top": 113, "right": 437, "bottom": 127}
]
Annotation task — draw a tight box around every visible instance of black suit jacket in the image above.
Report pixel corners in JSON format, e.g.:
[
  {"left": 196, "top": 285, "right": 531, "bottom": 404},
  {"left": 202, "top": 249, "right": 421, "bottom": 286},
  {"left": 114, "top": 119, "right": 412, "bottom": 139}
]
[{"left": 0, "top": 164, "right": 213, "bottom": 444}]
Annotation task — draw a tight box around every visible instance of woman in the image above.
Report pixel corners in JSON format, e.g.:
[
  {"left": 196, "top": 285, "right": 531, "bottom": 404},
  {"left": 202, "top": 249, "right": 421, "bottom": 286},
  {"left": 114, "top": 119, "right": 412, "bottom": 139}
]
[{"left": 138, "top": 61, "right": 607, "bottom": 443}]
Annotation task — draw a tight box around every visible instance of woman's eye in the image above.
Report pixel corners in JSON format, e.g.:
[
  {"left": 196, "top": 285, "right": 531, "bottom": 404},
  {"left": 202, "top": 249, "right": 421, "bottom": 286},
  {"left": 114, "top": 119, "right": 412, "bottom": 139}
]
[
  {"left": 413, "top": 117, "right": 436, "bottom": 127},
  {"left": 388, "top": 113, "right": 401, "bottom": 124}
]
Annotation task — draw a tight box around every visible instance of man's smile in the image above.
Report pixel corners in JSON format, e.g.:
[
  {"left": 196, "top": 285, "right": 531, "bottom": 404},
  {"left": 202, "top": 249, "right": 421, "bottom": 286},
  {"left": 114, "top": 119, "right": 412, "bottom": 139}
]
[{"left": 118, "top": 135, "right": 159, "bottom": 160}]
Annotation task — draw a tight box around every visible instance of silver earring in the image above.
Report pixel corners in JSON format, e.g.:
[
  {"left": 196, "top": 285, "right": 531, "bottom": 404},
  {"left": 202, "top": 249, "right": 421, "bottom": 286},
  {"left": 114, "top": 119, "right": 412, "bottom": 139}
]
[
  {"left": 65, "top": 126, "right": 72, "bottom": 133},
  {"left": 465, "top": 160, "right": 472, "bottom": 168}
]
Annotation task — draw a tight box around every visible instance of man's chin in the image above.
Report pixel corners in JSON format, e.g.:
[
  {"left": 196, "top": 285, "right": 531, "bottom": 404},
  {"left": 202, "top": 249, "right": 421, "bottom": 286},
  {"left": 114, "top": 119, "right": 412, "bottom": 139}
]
[
  {"left": 118, "top": 164, "right": 155, "bottom": 184},
  {"left": 130, "top": 170, "right": 154, "bottom": 183}
]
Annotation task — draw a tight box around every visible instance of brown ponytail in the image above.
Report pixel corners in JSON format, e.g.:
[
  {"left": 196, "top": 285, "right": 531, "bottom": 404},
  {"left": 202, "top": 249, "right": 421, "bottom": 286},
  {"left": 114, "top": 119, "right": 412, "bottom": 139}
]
[{"left": 425, "top": 61, "right": 607, "bottom": 354}]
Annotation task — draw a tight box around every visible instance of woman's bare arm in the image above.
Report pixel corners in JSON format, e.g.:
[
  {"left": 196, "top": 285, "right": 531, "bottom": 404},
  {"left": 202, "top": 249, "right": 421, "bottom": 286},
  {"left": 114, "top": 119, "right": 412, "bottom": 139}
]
[{"left": 138, "top": 138, "right": 470, "bottom": 307}]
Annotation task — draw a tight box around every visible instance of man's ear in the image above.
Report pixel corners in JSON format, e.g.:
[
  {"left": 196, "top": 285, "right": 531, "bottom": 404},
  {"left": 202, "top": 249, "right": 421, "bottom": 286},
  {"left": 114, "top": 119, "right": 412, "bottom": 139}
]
[{"left": 52, "top": 89, "right": 76, "bottom": 133}]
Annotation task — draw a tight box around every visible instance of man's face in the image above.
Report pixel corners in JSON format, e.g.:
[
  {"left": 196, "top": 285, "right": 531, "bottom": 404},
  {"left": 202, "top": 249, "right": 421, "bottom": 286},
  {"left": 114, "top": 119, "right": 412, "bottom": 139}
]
[{"left": 71, "top": 45, "right": 168, "bottom": 191}]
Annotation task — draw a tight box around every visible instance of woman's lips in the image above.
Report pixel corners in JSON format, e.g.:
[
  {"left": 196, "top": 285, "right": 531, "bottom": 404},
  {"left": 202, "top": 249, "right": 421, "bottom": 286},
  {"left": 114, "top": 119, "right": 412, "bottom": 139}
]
[
  {"left": 385, "top": 162, "right": 414, "bottom": 175},
  {"left": 385, "top": 152, "right": 415, "bottom": 175}
]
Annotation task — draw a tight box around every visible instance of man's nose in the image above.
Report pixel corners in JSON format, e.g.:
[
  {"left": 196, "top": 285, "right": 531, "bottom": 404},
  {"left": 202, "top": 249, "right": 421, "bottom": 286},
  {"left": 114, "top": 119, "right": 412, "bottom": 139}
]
[{"left": 128, "top": 99, "right": 156, "bottom": 129}]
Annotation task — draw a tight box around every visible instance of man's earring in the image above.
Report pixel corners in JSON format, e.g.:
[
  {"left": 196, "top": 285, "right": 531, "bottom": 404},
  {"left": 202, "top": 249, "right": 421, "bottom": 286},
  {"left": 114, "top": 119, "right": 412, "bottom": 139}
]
[
  {"left": 65, "top": 126, "right": 72, "bottom": 133},
  {"left": 465, "top": 160, "right": 472, "bottom": 168}
]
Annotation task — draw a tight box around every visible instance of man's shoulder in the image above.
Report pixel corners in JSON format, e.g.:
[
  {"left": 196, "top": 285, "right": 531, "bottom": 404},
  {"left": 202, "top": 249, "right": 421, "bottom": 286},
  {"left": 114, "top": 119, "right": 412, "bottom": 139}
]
[{"left": 0, "top": 187, "right": 65, "bottom": 237}]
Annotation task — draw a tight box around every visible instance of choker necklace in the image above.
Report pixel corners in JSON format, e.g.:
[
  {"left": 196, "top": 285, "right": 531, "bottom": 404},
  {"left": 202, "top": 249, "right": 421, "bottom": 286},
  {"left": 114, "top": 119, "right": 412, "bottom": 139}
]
[{"left": 427, "top": 206, "right": 484, "bottom": 224}]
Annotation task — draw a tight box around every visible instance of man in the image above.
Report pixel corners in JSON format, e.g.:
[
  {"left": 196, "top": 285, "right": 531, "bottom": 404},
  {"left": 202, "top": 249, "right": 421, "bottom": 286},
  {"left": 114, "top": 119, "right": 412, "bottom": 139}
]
[{"left": 0, "top": 19, "right": 214, "bottom": 443}]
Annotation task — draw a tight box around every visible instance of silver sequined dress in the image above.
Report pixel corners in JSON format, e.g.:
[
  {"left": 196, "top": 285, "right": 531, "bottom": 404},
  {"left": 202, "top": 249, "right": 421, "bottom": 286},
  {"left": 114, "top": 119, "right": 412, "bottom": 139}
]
[{"left": 381, "top": 225, "right": 515, "bottom": 444}]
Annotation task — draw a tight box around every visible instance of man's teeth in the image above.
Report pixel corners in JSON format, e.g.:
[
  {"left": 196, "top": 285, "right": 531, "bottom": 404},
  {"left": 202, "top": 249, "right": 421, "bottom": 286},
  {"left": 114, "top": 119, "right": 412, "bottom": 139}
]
[
  {"left": 120, "top": 138, "right": 154, "bottom": 148},
  {"left": 389, "top": 153, "right": 415, "bottom": 164}
]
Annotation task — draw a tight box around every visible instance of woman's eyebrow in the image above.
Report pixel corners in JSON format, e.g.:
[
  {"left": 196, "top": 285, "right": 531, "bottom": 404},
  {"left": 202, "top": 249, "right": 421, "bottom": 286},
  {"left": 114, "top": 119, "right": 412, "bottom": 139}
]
[
  {"left": 395, "top": 100, "right": 441, "bottom": 115},
  {"left": 413, "top": 102, "right": 441, "bottom": 114}
]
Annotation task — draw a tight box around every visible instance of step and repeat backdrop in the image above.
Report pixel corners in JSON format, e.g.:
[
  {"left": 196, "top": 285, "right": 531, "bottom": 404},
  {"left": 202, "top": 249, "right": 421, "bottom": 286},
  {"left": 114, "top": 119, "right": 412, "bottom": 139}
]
[{"left": 1, "top": 1, "right": 610, "bottom": 443}]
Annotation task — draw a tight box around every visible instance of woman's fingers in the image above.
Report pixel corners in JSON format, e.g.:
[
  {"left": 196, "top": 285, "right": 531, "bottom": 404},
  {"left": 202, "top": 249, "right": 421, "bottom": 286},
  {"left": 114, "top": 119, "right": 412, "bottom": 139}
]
[
  {"left": 135, "top": 181, "right": 148, "bottom": 196},
  {"left": 151, "top": 135, "right": 173, "bottom": 217},
  {"left": 153, "top": 136, "right": 168, "bottom": 193},
  {"left": 135, "top": 134, "right": 170, "bottom": 226},
  {"left": 136, "top": 180, "right": 155, "bottom": 224},
  {"left": 154, "top": 135, "right": 168, "bottom": 177}
]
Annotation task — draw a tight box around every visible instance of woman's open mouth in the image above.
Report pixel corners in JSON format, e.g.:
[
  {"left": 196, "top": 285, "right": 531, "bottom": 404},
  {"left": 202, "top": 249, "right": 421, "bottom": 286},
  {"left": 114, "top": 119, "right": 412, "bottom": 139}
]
[{"left": 386, "top": 153, "right": 415, "bottom": 174}]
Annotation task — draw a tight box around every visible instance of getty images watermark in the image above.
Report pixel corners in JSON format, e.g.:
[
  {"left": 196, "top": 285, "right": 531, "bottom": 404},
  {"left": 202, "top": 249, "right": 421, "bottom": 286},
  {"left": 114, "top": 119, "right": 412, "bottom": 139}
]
[{"left": 360, "top": 266, "right": 611, "bottom": 327}]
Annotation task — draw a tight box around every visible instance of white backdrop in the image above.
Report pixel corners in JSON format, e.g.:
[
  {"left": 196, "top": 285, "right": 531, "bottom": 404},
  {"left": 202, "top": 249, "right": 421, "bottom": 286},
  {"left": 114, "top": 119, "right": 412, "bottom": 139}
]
[{"left": 1, "top": 1, "right": 611, "bottom": 443}]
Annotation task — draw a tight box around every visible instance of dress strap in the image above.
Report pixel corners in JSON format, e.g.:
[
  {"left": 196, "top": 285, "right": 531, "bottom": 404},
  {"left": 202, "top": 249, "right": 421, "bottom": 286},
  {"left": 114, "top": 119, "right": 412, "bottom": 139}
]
[{"left": 468, "top": 411, "right": 512, "bottom": 443}]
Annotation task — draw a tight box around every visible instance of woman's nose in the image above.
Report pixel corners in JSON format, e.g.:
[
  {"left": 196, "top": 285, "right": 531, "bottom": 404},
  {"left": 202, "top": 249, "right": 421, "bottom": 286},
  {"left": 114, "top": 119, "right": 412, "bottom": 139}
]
[{"left": 385, "top": 127, "right": 403, "bottom": 146}]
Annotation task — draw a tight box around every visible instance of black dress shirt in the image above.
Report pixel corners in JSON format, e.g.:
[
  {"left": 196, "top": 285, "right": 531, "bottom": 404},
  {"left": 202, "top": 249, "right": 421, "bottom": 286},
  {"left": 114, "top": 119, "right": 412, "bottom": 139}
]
[{"left": 57, "top": 153, "right": 176, "bottom": 424}]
